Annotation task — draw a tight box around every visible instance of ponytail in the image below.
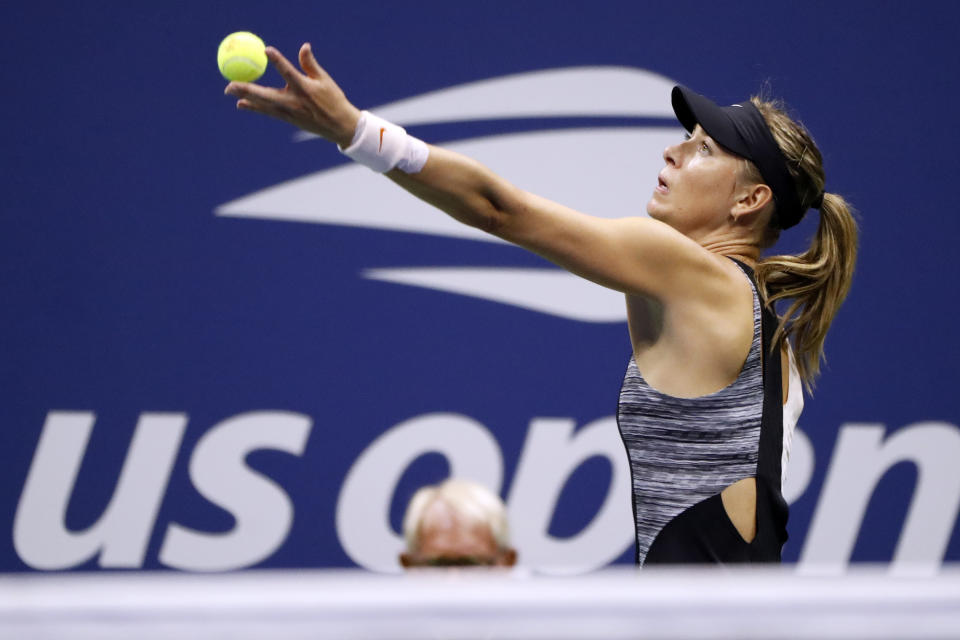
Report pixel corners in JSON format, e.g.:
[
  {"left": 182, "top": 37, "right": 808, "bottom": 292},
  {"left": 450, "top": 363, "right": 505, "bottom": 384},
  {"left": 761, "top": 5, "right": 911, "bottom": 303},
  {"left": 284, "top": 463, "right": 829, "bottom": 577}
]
[
  {"left": 755, "top": 194, "right": 858, "bottom": 390},
  {"left": 749, "top": 98, "right": 860, "bottom": 391}
]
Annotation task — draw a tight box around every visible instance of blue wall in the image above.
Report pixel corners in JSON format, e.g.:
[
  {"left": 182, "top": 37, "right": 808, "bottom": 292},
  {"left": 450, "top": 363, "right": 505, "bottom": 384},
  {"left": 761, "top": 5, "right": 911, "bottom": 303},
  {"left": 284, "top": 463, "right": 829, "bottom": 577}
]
[{"left": 3, "top": 1, "right": 959, "bottom": 572}]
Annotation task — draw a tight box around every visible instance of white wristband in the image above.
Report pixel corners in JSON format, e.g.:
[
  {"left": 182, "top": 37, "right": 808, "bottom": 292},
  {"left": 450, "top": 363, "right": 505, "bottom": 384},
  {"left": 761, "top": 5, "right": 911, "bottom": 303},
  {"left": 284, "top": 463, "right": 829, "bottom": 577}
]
[{"left": 338, "top": 111, "right": 429, "bottom": 174}]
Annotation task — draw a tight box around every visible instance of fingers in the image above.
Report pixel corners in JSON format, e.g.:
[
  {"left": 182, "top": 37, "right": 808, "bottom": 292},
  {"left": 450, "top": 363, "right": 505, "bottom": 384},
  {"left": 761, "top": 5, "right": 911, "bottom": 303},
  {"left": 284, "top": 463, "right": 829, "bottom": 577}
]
[
  {"left": 235, "top": 94, "right": 294, "bottom": 123},
  {"left": 226, "top": 81, "right": 291, "bottom": 119},
  {"left": 265, "top": 46, "right": 306, "bottom": 91},
  {"left": 224, "top": 80, "right": 284, "bottom": 102},
  {"left": 298, "top": 43, "right": 329, "bottom": 80},
  {"left": 234, "top": 93, "right": 277, "bottom": 115},
  {"left": 224, "top": 42, "right": 344, "bottom": 138}
]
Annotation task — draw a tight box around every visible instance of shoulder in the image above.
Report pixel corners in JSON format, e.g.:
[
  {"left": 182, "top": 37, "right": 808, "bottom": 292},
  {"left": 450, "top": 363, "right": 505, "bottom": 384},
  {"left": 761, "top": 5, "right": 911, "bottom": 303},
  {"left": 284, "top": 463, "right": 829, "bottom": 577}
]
[
  {"left": 645, "top": 231, "right": 753, "bottom": 309},
  {"left": 497, "top": 192, "right": 744, "bottom": 302},
  {"left": 610, "top": 217, "right": 742, "bottom": 302}
]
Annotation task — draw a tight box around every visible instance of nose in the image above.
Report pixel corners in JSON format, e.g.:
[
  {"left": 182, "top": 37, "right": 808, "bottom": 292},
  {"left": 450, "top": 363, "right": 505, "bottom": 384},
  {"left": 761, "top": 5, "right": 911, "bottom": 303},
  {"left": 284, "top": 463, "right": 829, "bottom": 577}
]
[{"left": 663, "top": 142, "right": 678, "bottom": 167}]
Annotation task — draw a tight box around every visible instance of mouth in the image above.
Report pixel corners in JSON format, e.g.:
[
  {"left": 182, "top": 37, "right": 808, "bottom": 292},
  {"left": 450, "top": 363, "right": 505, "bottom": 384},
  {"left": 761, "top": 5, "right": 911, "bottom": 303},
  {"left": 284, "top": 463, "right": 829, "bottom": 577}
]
[{"left": 656, "top": 174, "right": 669, "bottom": 194}]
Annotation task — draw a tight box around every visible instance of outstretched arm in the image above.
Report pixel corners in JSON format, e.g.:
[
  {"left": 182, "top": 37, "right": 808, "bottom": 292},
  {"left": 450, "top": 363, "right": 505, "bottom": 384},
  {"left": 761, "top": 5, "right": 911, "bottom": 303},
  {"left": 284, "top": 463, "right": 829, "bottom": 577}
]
[{"left": 225, "top": 44, "right": 719, "bottom": 300}]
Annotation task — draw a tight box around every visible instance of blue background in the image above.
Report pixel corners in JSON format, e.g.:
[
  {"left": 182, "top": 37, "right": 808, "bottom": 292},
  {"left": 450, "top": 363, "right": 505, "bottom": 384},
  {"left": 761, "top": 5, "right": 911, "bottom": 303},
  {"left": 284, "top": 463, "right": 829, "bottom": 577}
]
[{"left": 2, "top": 1, "right": 958, "bottom": 571}]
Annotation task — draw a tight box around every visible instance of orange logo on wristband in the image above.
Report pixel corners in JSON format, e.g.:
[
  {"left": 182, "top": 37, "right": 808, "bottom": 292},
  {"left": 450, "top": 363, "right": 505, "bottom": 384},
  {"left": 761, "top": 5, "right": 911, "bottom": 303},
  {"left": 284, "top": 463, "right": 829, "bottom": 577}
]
[{"left": 379, "top": 127, "right": 385, "bottom": 153}]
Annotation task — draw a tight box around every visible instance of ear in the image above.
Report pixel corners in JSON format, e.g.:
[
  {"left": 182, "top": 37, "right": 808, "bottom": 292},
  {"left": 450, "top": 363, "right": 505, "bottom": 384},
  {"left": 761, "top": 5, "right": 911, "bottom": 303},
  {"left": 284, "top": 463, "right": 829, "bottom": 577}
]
[{"left": 731, "top": 182, "right": 773, "bottom": 223}]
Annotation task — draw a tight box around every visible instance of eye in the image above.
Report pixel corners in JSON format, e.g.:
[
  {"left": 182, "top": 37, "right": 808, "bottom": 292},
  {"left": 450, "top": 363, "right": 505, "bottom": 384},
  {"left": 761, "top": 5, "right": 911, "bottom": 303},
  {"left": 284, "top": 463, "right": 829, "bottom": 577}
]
[{"left": 699, "top": 141, "right": 710, "bottom": 154}]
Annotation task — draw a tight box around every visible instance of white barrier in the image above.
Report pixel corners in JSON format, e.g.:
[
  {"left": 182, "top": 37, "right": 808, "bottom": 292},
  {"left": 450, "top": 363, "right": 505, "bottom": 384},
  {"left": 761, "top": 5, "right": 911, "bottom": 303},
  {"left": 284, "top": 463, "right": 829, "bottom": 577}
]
[{"left": 2, "top": 566, "right": 959, "bottom": 639}]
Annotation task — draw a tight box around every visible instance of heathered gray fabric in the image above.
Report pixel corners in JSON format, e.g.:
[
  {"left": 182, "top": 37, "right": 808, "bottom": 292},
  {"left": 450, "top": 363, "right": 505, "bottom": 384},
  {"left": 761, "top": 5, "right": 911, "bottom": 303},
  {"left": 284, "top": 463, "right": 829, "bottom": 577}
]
[{"left": 617, "top": 272, "right": 763, "bottom": 566}]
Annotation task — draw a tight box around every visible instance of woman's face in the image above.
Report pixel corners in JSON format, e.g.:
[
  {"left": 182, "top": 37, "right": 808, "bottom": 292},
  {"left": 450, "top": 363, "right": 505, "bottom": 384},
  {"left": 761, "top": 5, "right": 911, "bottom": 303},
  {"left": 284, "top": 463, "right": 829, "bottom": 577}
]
[{"left": 647, "top": 125, "right": 744, "bottom": 239}]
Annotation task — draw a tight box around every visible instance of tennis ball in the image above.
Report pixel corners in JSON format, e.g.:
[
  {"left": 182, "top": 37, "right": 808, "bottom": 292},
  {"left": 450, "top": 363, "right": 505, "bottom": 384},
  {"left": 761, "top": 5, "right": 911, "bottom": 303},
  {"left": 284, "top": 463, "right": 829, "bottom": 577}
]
[{"left": 217, "top": 31, "right": 267, "bottom": 82}]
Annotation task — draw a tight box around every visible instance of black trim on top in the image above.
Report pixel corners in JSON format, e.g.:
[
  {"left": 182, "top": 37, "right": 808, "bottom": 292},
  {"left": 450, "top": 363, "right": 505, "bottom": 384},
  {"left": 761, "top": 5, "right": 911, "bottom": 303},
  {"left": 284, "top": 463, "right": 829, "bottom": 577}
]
[{"left": 732, "top": 258, "right": 790, "bottom": 555}]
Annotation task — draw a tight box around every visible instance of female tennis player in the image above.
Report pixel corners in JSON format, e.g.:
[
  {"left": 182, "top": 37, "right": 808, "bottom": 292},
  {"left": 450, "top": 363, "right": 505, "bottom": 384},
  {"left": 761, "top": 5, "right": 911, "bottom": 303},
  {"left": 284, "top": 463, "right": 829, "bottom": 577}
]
[{"left": 225, "top": 43, "right": 858, "bottom": 565}]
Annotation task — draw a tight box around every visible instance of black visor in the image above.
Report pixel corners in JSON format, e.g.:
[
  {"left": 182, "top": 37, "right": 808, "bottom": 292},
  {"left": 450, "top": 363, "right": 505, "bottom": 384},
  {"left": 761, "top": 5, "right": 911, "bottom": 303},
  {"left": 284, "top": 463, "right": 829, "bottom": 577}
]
[{"left": 671, "top": 86, "right": 805, "bottom": 229}]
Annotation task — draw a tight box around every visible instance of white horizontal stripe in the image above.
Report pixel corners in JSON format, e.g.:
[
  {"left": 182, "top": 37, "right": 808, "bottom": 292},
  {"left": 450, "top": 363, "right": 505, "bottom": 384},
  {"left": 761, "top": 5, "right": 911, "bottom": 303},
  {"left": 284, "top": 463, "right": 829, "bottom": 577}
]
[{"left": 3, "top": 567, "right": 959, "bottom": 639}]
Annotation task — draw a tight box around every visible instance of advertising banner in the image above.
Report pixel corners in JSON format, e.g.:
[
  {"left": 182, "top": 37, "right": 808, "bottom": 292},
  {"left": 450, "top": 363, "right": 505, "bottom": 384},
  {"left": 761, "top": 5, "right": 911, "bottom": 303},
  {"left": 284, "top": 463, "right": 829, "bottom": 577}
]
[{"left": 3, "top": 1, "right": 958, "bottom": 573}]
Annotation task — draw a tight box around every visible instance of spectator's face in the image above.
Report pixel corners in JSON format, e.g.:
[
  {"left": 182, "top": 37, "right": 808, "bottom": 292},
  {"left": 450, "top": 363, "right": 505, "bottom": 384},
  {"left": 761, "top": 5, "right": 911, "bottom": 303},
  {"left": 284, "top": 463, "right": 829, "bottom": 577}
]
[{"left": 399, "top": 501, "right": 516, "bottom": 568}]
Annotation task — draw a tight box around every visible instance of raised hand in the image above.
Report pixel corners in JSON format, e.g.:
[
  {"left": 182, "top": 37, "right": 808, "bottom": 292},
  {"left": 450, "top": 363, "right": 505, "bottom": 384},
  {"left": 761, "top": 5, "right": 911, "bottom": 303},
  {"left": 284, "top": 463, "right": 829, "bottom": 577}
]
[{"left": 224, "top": 43, "right": 361, "bottom": 148}]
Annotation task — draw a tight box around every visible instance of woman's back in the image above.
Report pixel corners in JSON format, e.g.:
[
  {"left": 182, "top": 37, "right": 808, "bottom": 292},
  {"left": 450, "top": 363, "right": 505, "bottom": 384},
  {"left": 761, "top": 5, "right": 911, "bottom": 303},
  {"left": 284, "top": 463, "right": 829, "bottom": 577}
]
[{"left": 619, "top": 260, "right": 794, "bottom": 565}]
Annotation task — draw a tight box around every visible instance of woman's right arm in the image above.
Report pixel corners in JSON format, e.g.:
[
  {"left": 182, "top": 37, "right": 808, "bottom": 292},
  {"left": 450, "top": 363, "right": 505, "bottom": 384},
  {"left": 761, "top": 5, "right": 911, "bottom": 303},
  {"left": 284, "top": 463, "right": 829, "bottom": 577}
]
[
  {"left": 387, "top": 149, "right": 718, "bottom": 300},
  {"left": 227, "top": 44, "right": 727, "bottom": 302}
]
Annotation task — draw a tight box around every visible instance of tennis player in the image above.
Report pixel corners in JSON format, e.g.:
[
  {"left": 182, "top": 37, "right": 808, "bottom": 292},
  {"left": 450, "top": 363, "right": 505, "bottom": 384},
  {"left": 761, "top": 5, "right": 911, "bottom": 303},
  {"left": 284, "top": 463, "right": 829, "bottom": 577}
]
[{"left": 225, "top": 43, "right": 858, "bottom": 565}]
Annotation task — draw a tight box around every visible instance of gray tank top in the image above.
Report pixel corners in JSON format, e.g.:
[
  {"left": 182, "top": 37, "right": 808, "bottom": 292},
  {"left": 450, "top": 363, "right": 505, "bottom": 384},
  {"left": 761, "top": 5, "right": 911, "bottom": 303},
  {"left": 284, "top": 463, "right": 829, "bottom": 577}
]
[{"left": 617, "top": 263, "right": 765, "bottom": 565}]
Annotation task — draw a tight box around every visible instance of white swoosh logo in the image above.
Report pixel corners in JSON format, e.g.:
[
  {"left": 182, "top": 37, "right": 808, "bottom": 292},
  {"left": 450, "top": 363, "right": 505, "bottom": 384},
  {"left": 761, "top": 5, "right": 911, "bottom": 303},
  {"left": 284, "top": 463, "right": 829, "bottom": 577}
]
[
  {"left": 216, "top": 66, "right": 682, "bottom": 322},
  {"left": 295, "top": 65, "right": 678, "bottom": 134},
  {"left": 364, "top": 267, "right": 628, "bottom": 323}
]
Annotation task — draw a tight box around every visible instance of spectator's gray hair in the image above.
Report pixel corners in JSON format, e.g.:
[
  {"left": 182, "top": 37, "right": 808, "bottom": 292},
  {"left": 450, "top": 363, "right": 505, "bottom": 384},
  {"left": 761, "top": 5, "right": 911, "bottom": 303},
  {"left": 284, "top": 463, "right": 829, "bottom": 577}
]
[{"left": 402, "top": 479, "right": 511, "bottom": 552}]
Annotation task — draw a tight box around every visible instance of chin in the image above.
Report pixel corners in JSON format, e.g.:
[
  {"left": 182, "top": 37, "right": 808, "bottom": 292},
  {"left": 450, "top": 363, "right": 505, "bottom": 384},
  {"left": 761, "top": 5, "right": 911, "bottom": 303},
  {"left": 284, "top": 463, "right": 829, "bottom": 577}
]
[
  {"left": 646, "top": 199, "right": 663, "bottom": 221},
  {"left": 647, "top": 204, "right": 674, "bottom": 228},
  {"left": 648, "top": 208, "right": 688, "bottom": 235}
]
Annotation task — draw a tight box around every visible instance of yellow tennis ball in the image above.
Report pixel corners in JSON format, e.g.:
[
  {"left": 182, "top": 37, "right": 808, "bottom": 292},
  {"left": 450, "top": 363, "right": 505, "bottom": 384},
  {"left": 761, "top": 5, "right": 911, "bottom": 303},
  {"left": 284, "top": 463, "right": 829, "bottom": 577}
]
[{"left": 217, "top": 31, "right": 267, "bottom": 82}]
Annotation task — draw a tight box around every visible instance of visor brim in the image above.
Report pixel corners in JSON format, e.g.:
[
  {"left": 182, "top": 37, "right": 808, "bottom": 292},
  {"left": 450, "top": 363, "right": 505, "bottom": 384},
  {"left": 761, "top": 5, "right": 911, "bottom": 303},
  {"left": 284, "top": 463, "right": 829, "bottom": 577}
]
[{"left": 671, "top": 86, "right": 751, "bottom": 158}]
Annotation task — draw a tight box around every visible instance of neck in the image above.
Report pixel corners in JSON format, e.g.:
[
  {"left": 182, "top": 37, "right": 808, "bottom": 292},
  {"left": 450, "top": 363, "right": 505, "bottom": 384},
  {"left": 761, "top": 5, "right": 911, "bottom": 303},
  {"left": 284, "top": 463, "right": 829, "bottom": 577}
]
[{"left": 697, "top": 234, "right": 761, "bottom": 268}]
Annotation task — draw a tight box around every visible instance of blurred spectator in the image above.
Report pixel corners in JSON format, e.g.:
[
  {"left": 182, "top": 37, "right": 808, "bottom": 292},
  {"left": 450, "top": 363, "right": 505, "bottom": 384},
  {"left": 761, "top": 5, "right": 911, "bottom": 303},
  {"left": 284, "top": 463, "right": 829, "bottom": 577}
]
[{"left": 399, "top": 479, "right": 517, "bottom": 568}]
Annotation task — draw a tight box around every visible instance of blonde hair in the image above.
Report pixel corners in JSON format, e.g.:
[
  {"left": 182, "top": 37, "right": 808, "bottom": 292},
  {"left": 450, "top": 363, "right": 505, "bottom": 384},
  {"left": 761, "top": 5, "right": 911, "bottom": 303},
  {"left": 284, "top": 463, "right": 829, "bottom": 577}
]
[
  {"left": 742, "top": 97, "right": 859, "bottom": 391},
  {"left": 402, "top": 479, "right": 511, "bottom": 552}
]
